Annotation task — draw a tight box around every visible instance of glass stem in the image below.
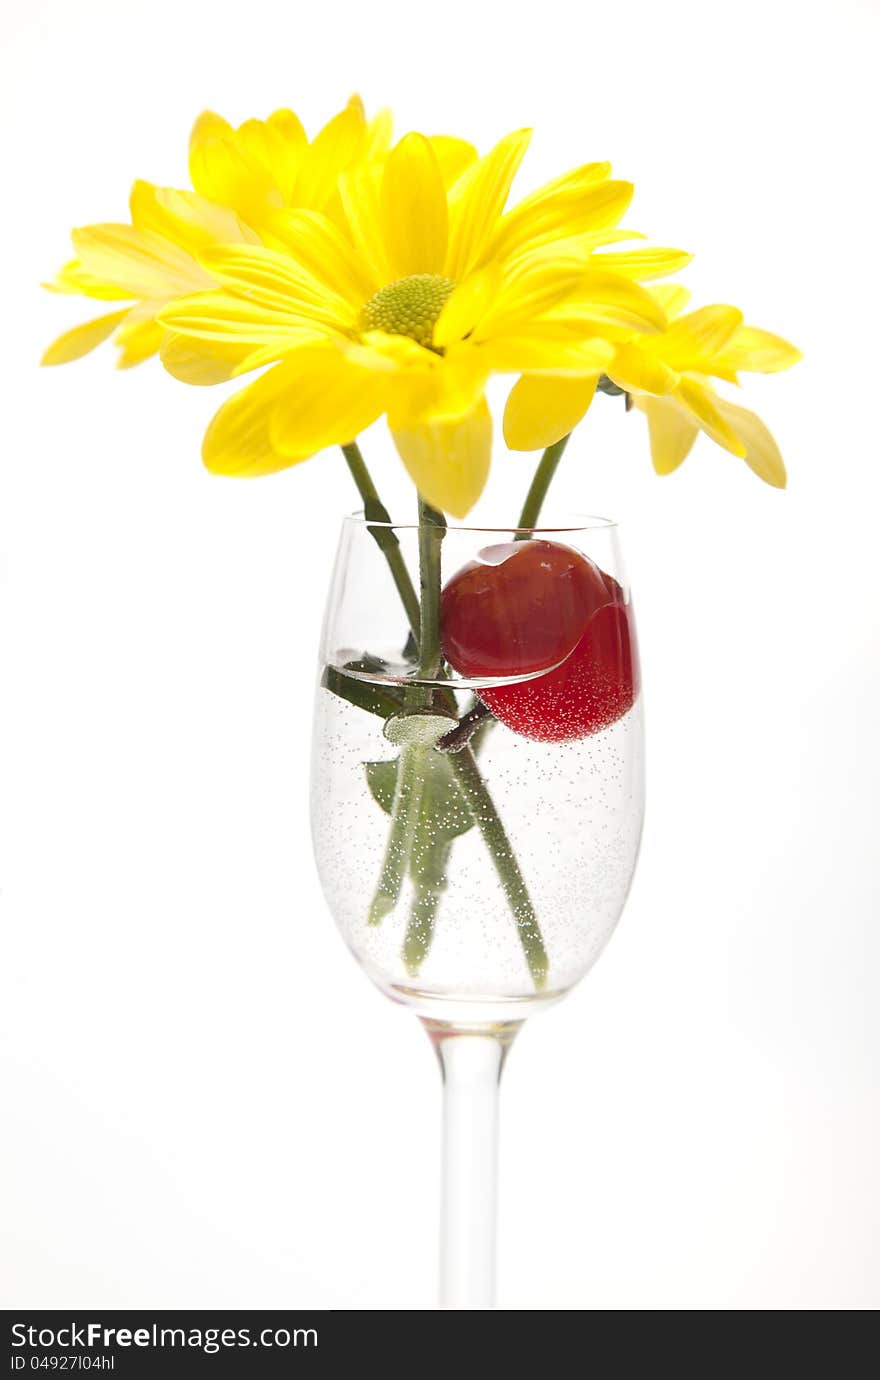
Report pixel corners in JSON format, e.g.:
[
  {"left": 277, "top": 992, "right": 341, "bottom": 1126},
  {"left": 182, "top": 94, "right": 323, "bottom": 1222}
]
[
  {"left": 341, "top": 442, "right": 422, "bottom": 642},
  {"left": 424, "top": 1019, "right": 521, "bottom": 1310},
  {"left": 516, "top": 432, "right": 572, "bottom": 533}
]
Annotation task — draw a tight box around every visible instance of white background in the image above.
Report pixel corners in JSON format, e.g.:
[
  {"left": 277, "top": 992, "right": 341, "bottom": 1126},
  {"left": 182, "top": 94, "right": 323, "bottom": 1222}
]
[{"left": 2, "top": 0, "right": 878, "bottom": 1310}]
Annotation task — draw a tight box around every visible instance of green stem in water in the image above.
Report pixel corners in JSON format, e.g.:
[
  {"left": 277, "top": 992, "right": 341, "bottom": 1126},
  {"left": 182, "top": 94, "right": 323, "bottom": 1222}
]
[
  {"left": 416, "top": 496, "right": 446, "bottom": 681},
  {"left": 397, "top": 497, "right": 447, "bottom": 946},
  {"left": 370, "top": 494, "right": 446, "bottom": 926},
  {"left": 368, "top": 742, "right": 427, "bottom": 926},
  {"left": 448, "top": 746, "right": 549, "bottom": 989},
  {"left": 515, "top": 433, "right": 572, "bottom": 535},
  {"left": 341, "top": 442, "right": 422, "bottom": 643},
  {"left": 403, "top": 836, "right": 452, "bottom": 975}
]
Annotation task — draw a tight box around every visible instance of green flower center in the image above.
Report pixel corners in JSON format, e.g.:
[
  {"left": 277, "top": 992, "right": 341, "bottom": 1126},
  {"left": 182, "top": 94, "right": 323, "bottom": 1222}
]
[{"left": 361, "top": 274, "right": 456, "bottom": 350}]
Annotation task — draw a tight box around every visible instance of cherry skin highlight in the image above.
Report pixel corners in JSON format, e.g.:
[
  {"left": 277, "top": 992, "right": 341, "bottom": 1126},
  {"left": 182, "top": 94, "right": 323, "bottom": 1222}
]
[{"left": 440, "top": 539, "right": 639, "bottom": 742}]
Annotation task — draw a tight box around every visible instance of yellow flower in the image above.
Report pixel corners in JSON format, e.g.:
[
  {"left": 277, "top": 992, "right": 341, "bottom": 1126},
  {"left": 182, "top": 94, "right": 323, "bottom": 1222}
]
[
  {"left": 42, "top": 97, "right": 388, "bottom": 372},
  {"left": 159, "top": 130, "right": 682, "bottom": 516},
  {"left": 505, "top": 283, "right": 801, "bottom": 486}
]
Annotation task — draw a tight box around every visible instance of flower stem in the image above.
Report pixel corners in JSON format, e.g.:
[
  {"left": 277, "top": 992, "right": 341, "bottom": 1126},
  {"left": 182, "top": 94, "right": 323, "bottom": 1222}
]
[
  {"left": 368, "top": 742, "right": 426, "bottom": 926},
  {"left": 370, "top": 493, "right": 446, "bottom": 927},
  {"left": 403, "top": 838, "right": 451, "bottom": 975},
  {"left": 341, "top": 442, "right": 422, "bottom": 642},
  {"left": 448, "top": 746, "right": 549, "bottom": 989},
  {"left": 416, "top": 496, "right": 446, "bottom": 681},
  {"left": 515, "top": 433, "right": 572, "bottom": 534}
]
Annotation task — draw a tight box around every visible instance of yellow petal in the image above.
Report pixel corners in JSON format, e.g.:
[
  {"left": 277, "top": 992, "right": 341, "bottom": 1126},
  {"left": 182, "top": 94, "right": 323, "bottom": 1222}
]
[
  {"left": 41, "top": 309, "right": 129, "bottom": 365},
  {"left": 434, "top": 263, "right": 502, "bottom": 347},
  {"left": 349, "top": 330, "right": 436, "bottom": 372},
  {"left": 490, "top": 176, "right": 632, "bottom": 264},
  {"left": 339, "top": 163, "right": 390, "bottom": 286},
  {"left": 228, "top": 343, "right": 312, "bottom": 375},
  {"left": 381, "top": 134, "right": 448, "bottom": 278},
  {"left": 296, "top": 96, "right": 367, "bottom": 210},
  {"left": 429, "top": 135, "right": 478, "bottom": 188},
  {"left": 632, "top": 395, "right": 700, "bottom": 474},
  {"left": 160, "top": 332, "right": 258, "bottom": 384},
  {"left": 130, "top": 180, "right": 255, "bottom": 254},
  {"left": 188, "top": 111, "right": 279, "bottom": 224},
  {"left": 189, "top": 110, "right": 232, "bottom": 142},
  {"left": 591, "top": 246, "right": 692, "bottom": 280},
  {"left": 646, "top": 305, "right": 744, "bottom": 371},
  {"left": 471, "top": 252, "right": 589, "bottom": 340},
  {"left": 158, "top": 289, "right": 332, "bottom": 348},
  {"left": 445, "top": 129, "right": 532, "bottom": 279},
  {"left": 197, "top": 244, "right": 356, "bottom": 330},
  {"left": 392, "top": 398, "right": 492, "bottom": 518},
  {"left": 235, "top": 115, "right": 302, "bottom": 203},
  {"left": 351, "top": 333, "right": 485, "bottom": 425},
  {"left": 386, "top": 343, "right": 490, "bottom": 428},
  {"left": 115, "top": 319, "right": 164, "bottom": 368},
  {"left": 203, "top": 363, "right": 300, "bottom": 477},
  {"left": 676, "top": 378, "right": 747, "bottom": 457},
  {"left": 264, "top": 207, "right": 377, "bottom": 301},
  {"left": 481, "top": 336, "right": 612, "bottom": 374},
  {"left": 499, "top": 161, "right": 611, "bottom": 226},
  {"left": 713, "top": 326, "right": 802, "bottom": 375},
  {"left": 430, "top": 344, "right": 491, "bottom": 422},
  {"left": 45, "top": 259, "right": 132, "bottom": 301},
  {"left": 364, "top": 107, "right": 394, "bottom": 160},
  {"left": 503, "top": 373, "right": 598, "bottom": 450},
  {"left": 548, "top": 268, "right": 668, "bottom": 335},
  {"left": 269, "top": 347, "right": 387, "bottom": 458},
  {"left": 651, "top": 283, "right": 691, "bottom": 319},
  {"left": 188, "top": 110, "right": 233, "bottom": 170},
  {"left": 606, "top": 342, "right": 679, "bottom": 395},
  {"left": 711, "top": 396, "right": 787, "bottom": 487},
  {"left": 73, "top": 224, "right": 210, "bottom": 299},
  {"left": 267, "top": 106, "right": 308, "bottom": 155}
]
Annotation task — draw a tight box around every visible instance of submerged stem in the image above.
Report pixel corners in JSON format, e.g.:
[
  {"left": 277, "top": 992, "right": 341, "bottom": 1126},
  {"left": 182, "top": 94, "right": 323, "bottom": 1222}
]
[
  {"left": 370, "top": 493, "right": 446, "bottom": 928},
  {"left": 368, "top": 743, "right": 427, "bottom": 926},
  {"left": 448, "top": 747, "right": 549, "bottom": 989},
  {"left": 403, "top": 838, "right": 451, "bottom": 975}
]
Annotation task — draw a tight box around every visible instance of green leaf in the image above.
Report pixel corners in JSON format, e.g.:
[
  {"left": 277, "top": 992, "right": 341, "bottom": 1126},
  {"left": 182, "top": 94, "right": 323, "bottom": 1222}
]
[
  {"left": 321, "top": 664, "right": 406, "bottom": 720},
  {"left": 364, "top": 758, "right": 399, "bottom": 814},
  {"left": 365, "top": 750, "right": 475, "bottom": 846}
]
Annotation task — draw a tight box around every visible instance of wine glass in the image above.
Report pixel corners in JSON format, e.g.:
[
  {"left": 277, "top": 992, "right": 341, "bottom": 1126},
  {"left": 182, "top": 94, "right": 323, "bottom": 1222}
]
[{"left": 311, "top": 512, "right": 645, "bottom": 1308}]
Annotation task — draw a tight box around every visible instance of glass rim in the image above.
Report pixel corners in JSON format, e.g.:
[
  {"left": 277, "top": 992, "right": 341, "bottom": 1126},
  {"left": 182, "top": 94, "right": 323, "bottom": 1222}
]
[{"left": 342, "top": 509, "right": 618, "bottom": 534}]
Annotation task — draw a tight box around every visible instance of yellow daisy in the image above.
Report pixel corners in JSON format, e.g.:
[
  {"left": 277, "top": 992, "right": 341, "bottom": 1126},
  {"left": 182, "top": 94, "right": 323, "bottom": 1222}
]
[
  {"left": 505, "top": 283, "right": 801, "bottom": 486},
  {"left": 158, "top": 130, "right": 686, "bottom": 516}
]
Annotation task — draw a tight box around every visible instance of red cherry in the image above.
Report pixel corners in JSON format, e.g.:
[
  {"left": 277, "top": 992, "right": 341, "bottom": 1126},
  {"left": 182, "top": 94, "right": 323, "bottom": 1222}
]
[{"left": 440, "top": 539, "right": 639, "bottom": 742}]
